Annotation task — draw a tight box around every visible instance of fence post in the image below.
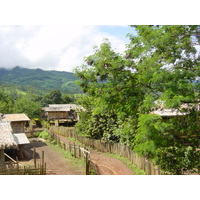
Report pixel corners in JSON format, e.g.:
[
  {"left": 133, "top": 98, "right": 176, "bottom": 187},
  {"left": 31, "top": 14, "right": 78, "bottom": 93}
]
[
  {"left": 154, "top": 166, "right": 160, "bottom": 175},
  {"left": 86, "top": 152, "right": 90, "bottom": 175},
  {"left": 16, "top": 157, "right": 19, "bottom": 175},
  {"left": 79, "top": 145, "right": 81, "bottom": 158},
  {"left": 33, "top": 148, "right": 36, "bottom": 168},
  {"left": 69, "top": 143, "right": 71, "bottom": 153},
  {"left": 74, "top": 143, "right": 76, "bottom": 158}
]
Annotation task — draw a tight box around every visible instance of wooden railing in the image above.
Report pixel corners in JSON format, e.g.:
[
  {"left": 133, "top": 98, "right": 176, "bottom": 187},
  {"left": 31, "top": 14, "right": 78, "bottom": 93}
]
[{"left": 1, "top": 151, "right": 46, "bottom": 175}]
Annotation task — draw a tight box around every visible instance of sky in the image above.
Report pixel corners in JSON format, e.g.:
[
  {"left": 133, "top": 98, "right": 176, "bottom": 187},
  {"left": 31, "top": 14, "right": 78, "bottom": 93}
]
[{"left": 0, "top": 25, "right": 136, "bottom": 72}]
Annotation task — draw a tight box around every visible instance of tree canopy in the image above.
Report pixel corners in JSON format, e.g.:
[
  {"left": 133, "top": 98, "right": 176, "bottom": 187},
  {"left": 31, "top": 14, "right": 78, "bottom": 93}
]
[{"left": 74, "top": 25, "right": 200, "bottom": 174}]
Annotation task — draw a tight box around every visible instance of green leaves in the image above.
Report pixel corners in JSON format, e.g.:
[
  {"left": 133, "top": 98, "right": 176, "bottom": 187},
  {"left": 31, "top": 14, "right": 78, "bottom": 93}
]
[{"left": 75, "top": 26, "right": 200, "bottom": 174}]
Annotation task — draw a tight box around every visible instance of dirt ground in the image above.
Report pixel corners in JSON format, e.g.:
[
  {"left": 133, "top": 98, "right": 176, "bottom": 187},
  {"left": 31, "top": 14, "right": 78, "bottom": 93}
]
[
  {"left": 20, "top": 134, "right": 134, "bottom": 175},
  {"left": 22, "top": 139, "right": 84, "bottom": 175},
  {"left": 58, "top": 135, "right": 134, "bottom": 175}
]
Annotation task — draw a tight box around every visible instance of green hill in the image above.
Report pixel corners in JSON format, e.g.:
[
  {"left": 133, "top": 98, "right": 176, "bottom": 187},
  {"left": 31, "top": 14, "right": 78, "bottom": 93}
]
[{"left": 0, "top": 66, "right": 81, "bottom": 94}]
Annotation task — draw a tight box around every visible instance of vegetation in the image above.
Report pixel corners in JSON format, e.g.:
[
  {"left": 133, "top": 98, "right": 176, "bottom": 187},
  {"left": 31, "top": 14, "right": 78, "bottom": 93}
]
[
  {"left": 0, "top": 87, "right": 78, "bottom": 118},
  {"left": 74, "top": 25, "right": 200, "bottom": 174}
]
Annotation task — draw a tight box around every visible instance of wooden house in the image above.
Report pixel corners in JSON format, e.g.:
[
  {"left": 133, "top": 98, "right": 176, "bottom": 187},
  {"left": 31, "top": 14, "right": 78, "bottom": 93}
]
[
  {"left": 0, "top": 121, "right": 17, "bottom": 168},
  {"left": 1, "top": 113, "right": 30, "bottom": 159},
  {"left": 2, "top": 113, "right": 30, "bottom": 134},
  {"left": 43, "top": 104, "right": 83, "bottom": 126}
]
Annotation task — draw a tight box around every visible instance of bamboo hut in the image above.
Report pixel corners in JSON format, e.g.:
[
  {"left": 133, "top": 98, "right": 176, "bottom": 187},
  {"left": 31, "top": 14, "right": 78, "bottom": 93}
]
[
  {"left": 1, "top": 113, "right": 30, "bottom": 159},
  {"left": 43, "top": 104, "right": 83, "bottom": 126},
  {"left": 0, "top": 122, "right": 17, "bottom": 168},
  {"left": 2, "top": 113, "right": 30, "bottom": 133}
]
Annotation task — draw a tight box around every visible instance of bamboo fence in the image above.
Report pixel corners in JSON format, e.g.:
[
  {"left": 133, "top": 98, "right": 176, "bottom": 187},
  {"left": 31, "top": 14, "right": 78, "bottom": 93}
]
[
  {"left": 0, "top": 150, "right": 46, "bottom": 175},
  {"left": 49, "top": 126, "right": 161, "bottom": 175},
  {"left": 47, "top": 129, "right": 91, "bottom": 175}
]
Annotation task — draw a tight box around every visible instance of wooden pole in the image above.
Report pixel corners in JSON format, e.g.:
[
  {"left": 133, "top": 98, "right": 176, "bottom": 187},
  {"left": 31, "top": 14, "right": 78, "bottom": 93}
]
[
  {"left": 34, "top": 148, "right": 36, "bottom": 168},
  {"left": 79, "top": 145, "right": 81, "bottom": 158},
  {"left": 69, "top": 143, "right": 71, "bottom": 153},
  {"left": 74, "top": 143, "right": 76, "bottom": 158},
  {"left": 86, "top": 152, "right": 90, "bottom": 175},
  {"left": 42, "top": 151, "right": 44, "bottom": 175}
]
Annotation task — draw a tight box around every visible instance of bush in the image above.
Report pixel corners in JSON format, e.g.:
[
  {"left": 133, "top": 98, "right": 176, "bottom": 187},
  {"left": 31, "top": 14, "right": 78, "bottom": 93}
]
[{"left": 38, "top": 131, "right": 50, "bottom": 139}]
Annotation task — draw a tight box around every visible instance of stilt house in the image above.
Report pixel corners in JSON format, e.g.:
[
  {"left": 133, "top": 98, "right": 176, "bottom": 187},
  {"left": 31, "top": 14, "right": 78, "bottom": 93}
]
[{"left": 43, "top": 104, "right": 83, "bottom": 126}]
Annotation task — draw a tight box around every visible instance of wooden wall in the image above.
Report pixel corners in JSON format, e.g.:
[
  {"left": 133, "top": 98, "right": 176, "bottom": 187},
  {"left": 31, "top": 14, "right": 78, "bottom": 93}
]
[
  {"left": 0, "top": 150, "right": 5, "bottom": 168},
  {"left": 47, "top": 111, "right": 78, "bottom": 121},
  {"left": 11, "top": 122, "right": 25, "bottom": 133}
]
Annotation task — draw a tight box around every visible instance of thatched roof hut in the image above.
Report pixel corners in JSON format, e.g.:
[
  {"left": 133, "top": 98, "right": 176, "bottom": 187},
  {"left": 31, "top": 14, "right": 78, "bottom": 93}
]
[
  {"left": 0, "top": 122, "right": 17, "bottom": 168},
  {"left": 0, "top": 122, "right": 17, "bottom": 149}
]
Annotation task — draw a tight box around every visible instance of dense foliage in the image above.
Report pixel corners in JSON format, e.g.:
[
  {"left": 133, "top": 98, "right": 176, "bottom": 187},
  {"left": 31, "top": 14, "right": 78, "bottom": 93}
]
[
  {"left": 74, "top": 26, "right": 200, "bottom": 174},
  {"left": 0, "top": 88, "right": 77, "bottom": 119},
  {"left": 0, "top": 66, "right": 80, "bottom": 94}
]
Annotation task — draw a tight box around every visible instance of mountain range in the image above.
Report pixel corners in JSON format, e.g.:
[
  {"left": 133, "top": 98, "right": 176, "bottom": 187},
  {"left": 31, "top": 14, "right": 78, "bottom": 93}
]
[{"left": 0, "top": 66, "right": 80, "bottom": 94}]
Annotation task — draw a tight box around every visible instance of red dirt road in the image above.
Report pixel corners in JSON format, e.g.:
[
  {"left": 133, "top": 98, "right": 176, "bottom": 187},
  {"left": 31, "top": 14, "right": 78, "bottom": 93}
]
[{"left": 58, "top": 135, "right": 134, "bottom": 175}]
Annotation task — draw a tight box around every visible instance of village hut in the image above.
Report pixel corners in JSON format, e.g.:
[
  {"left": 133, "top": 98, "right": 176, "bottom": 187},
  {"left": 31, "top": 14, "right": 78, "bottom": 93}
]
[
  {"left": 0, "top": 122, "right": 17, "bottom": 168},
  {"left": 2, "top": 113, "right": 30, "bottom": 133},
  {"left": 43, "top": 104, "right": 83, "bottom": 126},
  {"left": 1, "top": 113, "right": 30, "bottom": 159}
]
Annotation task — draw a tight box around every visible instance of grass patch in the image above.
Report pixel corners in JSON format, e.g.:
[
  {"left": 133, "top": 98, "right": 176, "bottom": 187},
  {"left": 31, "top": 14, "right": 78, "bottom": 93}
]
[
  {"left": 46, "top": 139, "right": 85, "bottom": 175},
  {"left": 103, "top": 152, "right": 147, "bottom": 175},
  {"left": 66, "top": 137, "right": 83, "bottom": 146}
]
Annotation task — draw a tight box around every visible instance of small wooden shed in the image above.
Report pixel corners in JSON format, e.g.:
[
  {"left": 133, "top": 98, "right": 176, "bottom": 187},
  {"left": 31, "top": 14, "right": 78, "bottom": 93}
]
[
  {"left": 0, "top": 122, "right": 17, "bottom": 168},
  {"left": 1, "top": 113, "right": 30, "bottom": 159},
  {"left": 2, "top": 113, "right": 30, "bottom": 133}
]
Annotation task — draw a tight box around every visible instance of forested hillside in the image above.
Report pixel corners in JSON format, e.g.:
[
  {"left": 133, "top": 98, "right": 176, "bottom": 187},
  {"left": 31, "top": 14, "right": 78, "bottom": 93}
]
[{"left": 0, "top": 66, "right": 80, "bottom": 94}]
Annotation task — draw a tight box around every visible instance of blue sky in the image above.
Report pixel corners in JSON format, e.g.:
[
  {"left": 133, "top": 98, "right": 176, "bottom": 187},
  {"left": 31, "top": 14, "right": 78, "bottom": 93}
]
[
  {"left": 0, "top": 25, "right": 135, "bottom": 72},
  {"left": 98, "top": 25, "right": 136, "bottom": 39}
]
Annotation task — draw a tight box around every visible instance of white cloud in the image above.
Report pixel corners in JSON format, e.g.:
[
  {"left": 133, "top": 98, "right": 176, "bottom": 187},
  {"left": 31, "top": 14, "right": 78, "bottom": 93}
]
[{"left": 0, "top": 25, "right": 129, "bottom": 72}]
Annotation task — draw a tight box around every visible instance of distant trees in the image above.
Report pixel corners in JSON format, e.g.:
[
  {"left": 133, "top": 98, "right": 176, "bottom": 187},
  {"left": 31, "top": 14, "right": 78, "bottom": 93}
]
[
  {"left": 75, "top": 26, "right": 200, "bottom": 174},
  {"left": 0, "top": 90, "right": 14, "bottom": 114},
  {"left": 13, "top": 96, "right": 42, "bottom": 119},
  {"left": 0, "top": 87, "right": 77, "bottom": 119}
]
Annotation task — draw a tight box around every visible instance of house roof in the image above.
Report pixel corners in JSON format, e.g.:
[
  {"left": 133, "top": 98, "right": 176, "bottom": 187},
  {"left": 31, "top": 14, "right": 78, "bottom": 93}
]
[
  {"left": 13, "top": 133, "right": 30, "bottom": 145},
  {"left": 2, "top": 113, "right": 30, "bottom": 122},
  {"left": 0, "top": 122, "right": 17, "bottom": 149},
  {"left": 49, "top": 104, "right": 78, "bottom": 109},
  {"left": 43, "top": 107, "right": 71, "bottom": 112},
  {"left": 43, "top": 104, "right": 84, "bottom": 112},
  {"left": 151, "top": 109, "right": 188, "bottom": 117}
]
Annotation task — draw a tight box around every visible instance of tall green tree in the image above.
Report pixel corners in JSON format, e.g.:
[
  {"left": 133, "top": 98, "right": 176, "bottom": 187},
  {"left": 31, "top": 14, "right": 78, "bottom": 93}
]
[
  {"left": 42, "top": 90, "right": 63, "bottom": 106},
  {"left": 75, "top": 26, "right": 200, "bottom": 174},
  {"left": 125, "top": 25, "right": 200, "bottom": 174}
]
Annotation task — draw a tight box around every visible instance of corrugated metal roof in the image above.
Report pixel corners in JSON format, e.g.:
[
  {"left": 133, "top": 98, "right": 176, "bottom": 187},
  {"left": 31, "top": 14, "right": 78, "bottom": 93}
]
[
  {"left": 2, "top": 113, "right": 30, "bottom": 122},
  {"left": 0, "top": 122, "right": 17, "bottom": 149},
  {"left": 151, "top": 109, "right": 187, "bottom": 117},
  {"left": 13, "top": 133, "right": 30, "bottom": 145}
]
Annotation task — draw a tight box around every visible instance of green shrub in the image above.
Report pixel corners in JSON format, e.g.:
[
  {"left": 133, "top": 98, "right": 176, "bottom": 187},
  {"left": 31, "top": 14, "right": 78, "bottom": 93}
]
[{"left": 38, "top": 131, "right": 50, "bottom": 139}]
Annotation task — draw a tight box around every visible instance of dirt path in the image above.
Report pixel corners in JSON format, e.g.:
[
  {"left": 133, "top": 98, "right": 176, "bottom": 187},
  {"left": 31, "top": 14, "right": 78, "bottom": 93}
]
[
  {"left": 22, "top": 140, "right": 84, "bottom": 175},
  {"left": 58, "top": 135, "right": 134, "bottom": 175}
]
